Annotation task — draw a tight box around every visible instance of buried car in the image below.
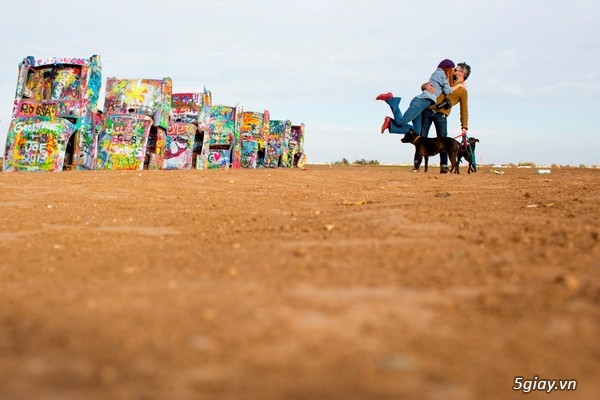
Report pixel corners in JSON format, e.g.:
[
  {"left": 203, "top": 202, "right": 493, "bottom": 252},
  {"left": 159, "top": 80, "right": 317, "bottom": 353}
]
[
  {"left": 95, "top": 77, "right": 172, "bottom": 170},
  {"left": 3, "top": 55, "right": 102, "bottom": 172}
]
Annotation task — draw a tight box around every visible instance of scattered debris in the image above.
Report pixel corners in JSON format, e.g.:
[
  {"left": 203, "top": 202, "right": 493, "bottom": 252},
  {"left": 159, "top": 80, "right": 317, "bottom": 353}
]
[
  {"left": 341, "top": 200, "right": 369, "bottom": 206},
  {"left": 554, "top": 274, "right": 581, "bottom": 291}
]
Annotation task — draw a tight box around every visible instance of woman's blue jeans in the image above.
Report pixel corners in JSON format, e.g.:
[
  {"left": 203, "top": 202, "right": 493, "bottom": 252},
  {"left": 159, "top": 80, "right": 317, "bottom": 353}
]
[{"left": 386, "top": 96, "right": 432, "bottom": 136}]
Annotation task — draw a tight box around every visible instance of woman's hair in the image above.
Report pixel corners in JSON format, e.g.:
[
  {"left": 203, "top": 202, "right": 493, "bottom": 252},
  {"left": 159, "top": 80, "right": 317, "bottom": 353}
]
[{"left": 438, "top": 59, "right": 455, "bottom": 69}]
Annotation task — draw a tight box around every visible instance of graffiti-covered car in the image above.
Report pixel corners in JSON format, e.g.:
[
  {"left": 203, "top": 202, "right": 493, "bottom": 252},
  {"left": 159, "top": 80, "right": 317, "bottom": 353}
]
[
  {"left": 3, "top": 55, "right": 102, "bottom": 172},
  {"left": 204, "top": 105, "right": 243, "bottom": 169},
  {"left": 240, "top": 110, "right": 269, "bottom": 168},
  {"left": 283, "top": 123, "right": 306, "bottom": 168},
  {"left": 95, "top": 77, "right": 172, "bottom": 170},
  {"left": 155, "top": 90, "right": 212, "bottom": 170},
  {"left": 265, "top": 119, "right": 290, "bottom": 168}
]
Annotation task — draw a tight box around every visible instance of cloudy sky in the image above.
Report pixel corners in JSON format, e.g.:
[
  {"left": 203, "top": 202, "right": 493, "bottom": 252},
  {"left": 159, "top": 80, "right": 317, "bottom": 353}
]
[{"left": 0, "top": 0, "right": 598, "bottom": 166}]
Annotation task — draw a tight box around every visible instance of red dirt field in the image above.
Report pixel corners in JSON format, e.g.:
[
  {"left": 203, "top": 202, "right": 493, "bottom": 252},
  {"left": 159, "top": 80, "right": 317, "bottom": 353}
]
[{"left": 1, "top": 164, "right": 599, "bottom": 400}]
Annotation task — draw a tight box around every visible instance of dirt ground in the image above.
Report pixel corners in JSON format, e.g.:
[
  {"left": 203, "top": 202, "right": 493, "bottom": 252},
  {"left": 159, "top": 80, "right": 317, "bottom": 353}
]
[{"left": 0, "top": 164, "right": 599, "bottom": 400}]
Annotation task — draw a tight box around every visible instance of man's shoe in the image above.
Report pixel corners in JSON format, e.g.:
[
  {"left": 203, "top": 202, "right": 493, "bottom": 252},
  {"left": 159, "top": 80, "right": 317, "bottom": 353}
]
[
  {"left": 375, "top": 92, "right": 393, "bottom": 101},
  {"left": 380, "top": 116, "right": 391, "bottom": 134},
  {"left": 440, "top": 166, "right": 450, "bottom": 174}
]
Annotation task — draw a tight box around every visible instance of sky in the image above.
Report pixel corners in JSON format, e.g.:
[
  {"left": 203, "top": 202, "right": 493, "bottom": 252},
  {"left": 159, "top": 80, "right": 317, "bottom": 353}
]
[{"left": 0, "top": 0, "right": 599, "bottom": 166}]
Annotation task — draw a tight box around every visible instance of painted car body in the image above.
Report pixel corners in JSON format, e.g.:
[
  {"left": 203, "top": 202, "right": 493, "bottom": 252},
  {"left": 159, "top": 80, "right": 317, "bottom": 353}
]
[
  {"left": 95, "top": 77, "right": 172, "bottom": 170},
  {"left": 266, "top": 119, "right": 291, "bottom": 168},
  {"left": 240, "top": 110, "right": 269, "bottom": 168},
  {"left": 205, "top": 105, "right": 243, "bottom": 169},
  {"left": 3, "top": 55, "right": 102, "bottom": 172},
  {"left": 286, "top": 123, "right": 306, "bottom": 167},
  {"left": 155, "top": 90, "right": 212, "bottom": 170}
]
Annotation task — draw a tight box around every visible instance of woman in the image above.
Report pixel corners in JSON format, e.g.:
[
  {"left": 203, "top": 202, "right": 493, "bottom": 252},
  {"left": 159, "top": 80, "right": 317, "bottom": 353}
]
[{"left": 376, "top": 59, "right": 463, "bottom": 136}]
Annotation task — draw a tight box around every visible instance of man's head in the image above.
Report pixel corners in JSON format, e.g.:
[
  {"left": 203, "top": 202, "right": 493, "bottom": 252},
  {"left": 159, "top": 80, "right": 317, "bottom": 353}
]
[{"left": 454, "top": 62, "right": 471, "bottom": 81}]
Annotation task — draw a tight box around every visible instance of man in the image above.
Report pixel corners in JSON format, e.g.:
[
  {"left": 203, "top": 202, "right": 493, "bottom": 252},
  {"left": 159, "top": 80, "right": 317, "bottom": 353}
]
[
  {"left": 377, "top": 59, "right": 462, "bottom": 137},
  {"left": 421, "top": 62, "right": 471, "bottom": 173}
]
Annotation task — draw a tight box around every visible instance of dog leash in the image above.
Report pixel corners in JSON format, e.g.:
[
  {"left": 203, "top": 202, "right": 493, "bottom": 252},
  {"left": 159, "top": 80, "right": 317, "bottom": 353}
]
[
  {"left": 454, "top": 132, "right": 469, "bottom": 150},
  {"left": 454, "top": 132, "right": 477, "bottom": 171}
]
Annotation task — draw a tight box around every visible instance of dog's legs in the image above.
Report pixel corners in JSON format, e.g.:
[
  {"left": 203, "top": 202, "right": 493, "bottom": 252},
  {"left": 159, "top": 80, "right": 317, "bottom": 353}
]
[
  {"left": 413, "top": 152, "right": 422, "bottom": 171},
  {"left": 450, "top": 148, "right": 459, "bottom": 174},
  {"left": 424, "top": 156, "right": 429, "bottom": 173}
]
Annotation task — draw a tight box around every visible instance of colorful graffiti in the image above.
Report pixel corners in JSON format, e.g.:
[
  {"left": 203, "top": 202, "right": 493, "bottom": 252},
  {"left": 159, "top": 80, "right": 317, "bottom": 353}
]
[
  {"left": 205, "top": 105, "right": 242, "bottom": 169},
  {"left": 3, "top": 117, "right": 75, "bottom": 171},
  {"left": 206, "top": 149, "right": 231, "bottom": 169},
  {"left": 286, "top": 123, "right": 305, "bottom": 167},
  {"left": 23, "top": 67, "right": 81, "bottom": 101},
  {"left": 103, "top": 77, "right": 172, "bottom": 130},
  {"left": 241, "top": 111, "right": 264, "bottom": 140},
  {"left": 240, "top": 110, "right": 269, "bottom": 168},
  {"left": 2, "top": 55, "right": 306, "bottom": 172},
  {"left": 159, "top": 122, "right": 196, "bottom": 170},
  {"left": 95, "top": 115, "right": 152, "bottom": 170},
  {"left": 3, "top": 55, "right": 102, "bottom": 171},
  {"left": 17, "top": 100, "right": 81, "bottom": 118},
  {"left": 172, "top": 92, "right": 201, "bottom": 123},
  {"left": 266, "top": 119, "right": 291, "bottom": 168},
  {"left": 96, "top": 77, "right": 172, "bottom": 170},
  {"left": 210, "top": 106, "right": 237, "bottom": 142},
  {"left": 241, "top": 140, "right": 259, "bottom": 169},
  {"left": 167, "top": 91, "right": 211, "bottom": 170}
]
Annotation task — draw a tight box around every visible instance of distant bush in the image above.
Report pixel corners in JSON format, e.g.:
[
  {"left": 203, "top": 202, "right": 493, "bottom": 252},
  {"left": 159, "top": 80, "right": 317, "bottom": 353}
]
[{"left": 352, "top": 159, "right": 380, "bottom": 166}]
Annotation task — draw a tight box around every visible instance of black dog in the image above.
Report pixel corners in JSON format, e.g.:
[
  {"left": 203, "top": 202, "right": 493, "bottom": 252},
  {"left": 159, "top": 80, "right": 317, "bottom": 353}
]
[
  {"left": 401, "top": 131, "right": 460, "bottom": 173},
  {"left": 457, "top": 137, "right": 479, "bottom": 174}
]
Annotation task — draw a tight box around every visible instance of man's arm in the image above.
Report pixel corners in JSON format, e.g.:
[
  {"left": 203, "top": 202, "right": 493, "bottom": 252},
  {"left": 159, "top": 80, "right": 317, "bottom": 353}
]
[
  {"left": 421, "top": 82, "right": 435, "bottom": 93},
  {"left": 459, "top": 89, "right": 469, "bottom": 134}
]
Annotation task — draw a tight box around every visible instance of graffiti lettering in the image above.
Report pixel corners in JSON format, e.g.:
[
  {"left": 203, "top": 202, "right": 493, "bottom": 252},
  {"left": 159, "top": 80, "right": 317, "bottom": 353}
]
[
  {"left": 24, "top": 141, "right": 48, "bottom": 153},
  {"left": 36, "top": 57, "right": 86, "bottom": 66},
  {"left": 20, "top": 103, "right": 56, "bottom": 117},
  {"left": 20, "top": 153, "right": 48, "bottom": 165},
  {"left": 168, "top": 124, "right": 194, "bottom": 135},
  {"left": 110, "top": 133, "right": 139, "bottom": 144},
  {"left": 13, "top": 121, "right": 62, "bottom": 134},
  {"left": 15, "top": 140, "right": 50, "bottom": 165}
]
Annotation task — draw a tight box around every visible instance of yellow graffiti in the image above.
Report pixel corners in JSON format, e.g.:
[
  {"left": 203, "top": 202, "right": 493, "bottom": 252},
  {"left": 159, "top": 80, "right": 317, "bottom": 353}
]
[{"left": 124, "top": 81, "right": 148, "bottom": 105}]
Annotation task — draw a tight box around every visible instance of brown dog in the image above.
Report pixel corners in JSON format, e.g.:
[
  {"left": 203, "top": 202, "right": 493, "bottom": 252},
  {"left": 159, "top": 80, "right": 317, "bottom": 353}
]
[
  {"left": 458, "top": 137, "right": 479, "bottom": 174},
  {"left": 401, "top": 131, "right": 460, "bottom": 173}
]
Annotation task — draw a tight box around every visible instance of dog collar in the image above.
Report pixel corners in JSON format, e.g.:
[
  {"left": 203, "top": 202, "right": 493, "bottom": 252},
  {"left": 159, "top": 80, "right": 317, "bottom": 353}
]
[{"left": 412, "top": 136, "right": 421, "bottom": 144}]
